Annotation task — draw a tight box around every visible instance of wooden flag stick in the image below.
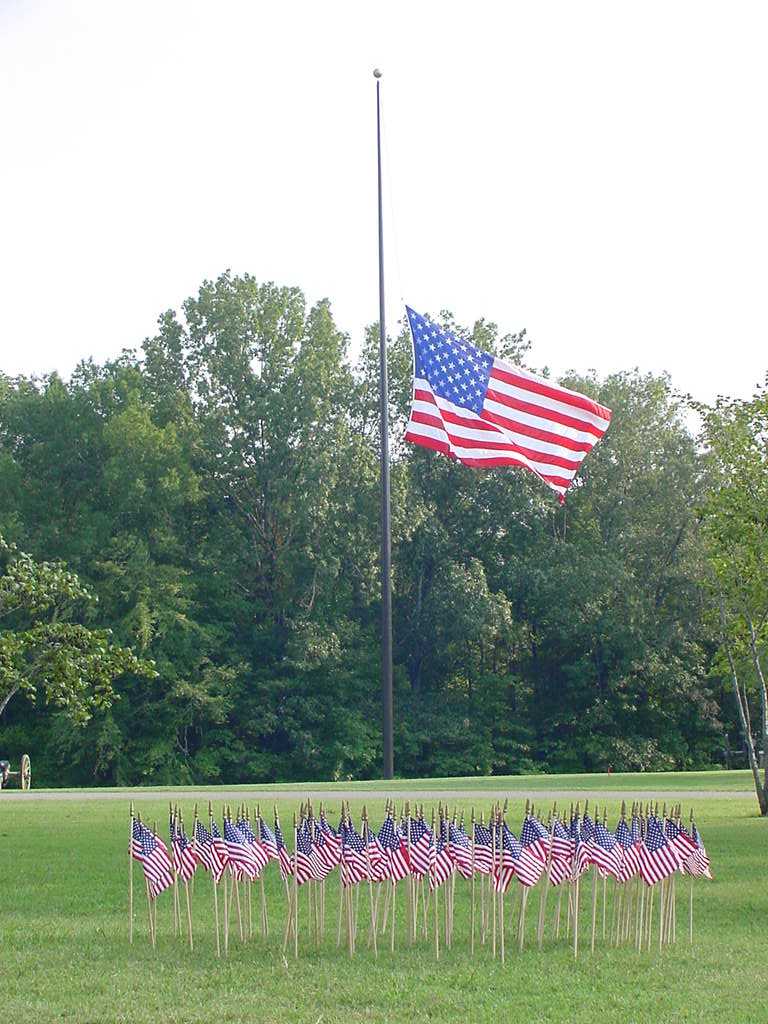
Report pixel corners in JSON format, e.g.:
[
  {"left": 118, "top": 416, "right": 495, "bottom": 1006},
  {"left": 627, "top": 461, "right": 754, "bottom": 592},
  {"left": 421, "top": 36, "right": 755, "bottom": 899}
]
[
  {"left": 184, "top": 880, "right": 194, "bottom": 951},
  {"left": 537, "top": 814, "right": 554, "bottom": 949},
  {"left": 390, "top": 881, "right": 396, "bottom": 953},
  {"left": 499, "top": 813, "right": 505, "bottom": 966},
  {"left": 170, "top": 805, "right": 180, "bottom": 937},
  {"left": 337, "top": 806, "right": 346, "bottom": 950},
  {"left": 518, "top": 886, "right": 529, "bottom": 952},
  {"left": 405, "top": 802, "right": 414, "bottom": 946},
  {"left": 223, "top": 875, "right": 230, "bottom": 957},
  {"left": 293, "top": 813, "right": 299, "bottom": 958},
  {"left": 431, "top": 809, "right": 439, "bottom": 960},
  {"left": 573, "top": 877, "right": 580, "bottom": 960},
  {"left": 363, "top": 814, "right": 378, "bottom": 959},
  {"left": 211, "top": 805, "right": 224, "bottom": 957},
  {"left": 491, "top": 810, "right": 497, "bottom": 958},
  {"left": 129, "top": 802, "right": 134, "bottom": 944},
  {"left": 470, "top": 808, "right": 476, "bottom": 956},
  {"left": 145, "top": 879, "right": 156, "bottom": 948}
]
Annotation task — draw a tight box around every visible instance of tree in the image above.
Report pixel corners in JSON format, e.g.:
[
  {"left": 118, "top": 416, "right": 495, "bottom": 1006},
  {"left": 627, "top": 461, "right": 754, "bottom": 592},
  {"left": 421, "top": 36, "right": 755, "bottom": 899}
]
[
  {"left": 0, "top": 534, "right": 155, "bottom": 723},
  {"left": 696, "top": 383, "right": 768, "bottom": 815}
]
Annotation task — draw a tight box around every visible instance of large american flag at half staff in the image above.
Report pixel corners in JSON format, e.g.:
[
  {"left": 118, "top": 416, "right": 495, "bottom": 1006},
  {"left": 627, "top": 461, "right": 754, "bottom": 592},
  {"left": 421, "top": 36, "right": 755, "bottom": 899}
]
[{"left": 405, "top": 306, "right": 612, "bottom": 502}]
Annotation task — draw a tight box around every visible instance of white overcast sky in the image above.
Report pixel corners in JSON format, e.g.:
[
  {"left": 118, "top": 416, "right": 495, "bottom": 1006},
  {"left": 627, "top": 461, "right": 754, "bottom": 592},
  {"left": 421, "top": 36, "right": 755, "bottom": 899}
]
[{"left": 2, "top": 1, "right": 767, "bottom": 403}]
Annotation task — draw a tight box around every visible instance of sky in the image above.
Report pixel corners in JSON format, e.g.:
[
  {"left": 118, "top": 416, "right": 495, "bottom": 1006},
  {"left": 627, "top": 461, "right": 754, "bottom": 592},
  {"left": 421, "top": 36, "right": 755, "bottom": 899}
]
[{"left": 2, "top": 1, "right": 767, "bottom": 404}]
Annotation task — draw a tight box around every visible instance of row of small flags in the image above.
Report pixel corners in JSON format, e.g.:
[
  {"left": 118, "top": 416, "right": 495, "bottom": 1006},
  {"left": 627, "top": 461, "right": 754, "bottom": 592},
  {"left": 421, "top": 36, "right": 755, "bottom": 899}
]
[{"left": 128, "top": 798, "right": 712, "bottom": 958}]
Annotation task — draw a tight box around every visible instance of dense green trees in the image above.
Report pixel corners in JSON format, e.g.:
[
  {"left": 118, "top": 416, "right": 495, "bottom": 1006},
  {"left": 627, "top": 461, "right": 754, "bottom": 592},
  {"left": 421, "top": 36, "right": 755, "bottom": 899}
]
[{"left": 0, "top": 274, "right": 748, "bottom": 786}]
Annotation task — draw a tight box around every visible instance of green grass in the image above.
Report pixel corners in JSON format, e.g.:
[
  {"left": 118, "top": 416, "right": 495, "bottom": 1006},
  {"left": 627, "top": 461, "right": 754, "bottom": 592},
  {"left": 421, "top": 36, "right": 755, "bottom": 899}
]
[
  {"left": 1, "top": 777, "right": 764, "bottom": 1023},
  {"left": 30, "top": 767, "right": 754, "bottom": 794}
]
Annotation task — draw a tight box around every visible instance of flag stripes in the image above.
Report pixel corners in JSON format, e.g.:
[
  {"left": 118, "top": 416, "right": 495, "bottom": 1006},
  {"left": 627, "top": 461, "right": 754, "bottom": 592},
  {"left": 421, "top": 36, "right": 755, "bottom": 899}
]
[{"left": 405, "top": 306, "right": 612, "bottom": 502}]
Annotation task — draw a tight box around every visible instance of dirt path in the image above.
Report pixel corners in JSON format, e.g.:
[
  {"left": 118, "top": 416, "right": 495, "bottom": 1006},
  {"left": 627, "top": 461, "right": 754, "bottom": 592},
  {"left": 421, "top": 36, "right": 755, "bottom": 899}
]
[{"left": 0, "top": 787, "right": 749, "bottom": 803}]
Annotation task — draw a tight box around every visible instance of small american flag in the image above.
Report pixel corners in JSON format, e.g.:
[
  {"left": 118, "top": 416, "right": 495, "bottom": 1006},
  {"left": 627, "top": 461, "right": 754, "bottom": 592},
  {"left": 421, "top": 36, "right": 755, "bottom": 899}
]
[
  {"left": 516, "top": 816, "right": 548, "bottom": 887},
  {"left": 574, "top": 813, "right": 595, "bottom": 878},
  {"left": 171, "top": 821, "right": 198, "bottom": 883},
  {"left": 295, "top": 821, "right": 324, "bottom": 885},
  {"left": 366, "top": 825, "right": 389, "bottom": 882},
  {"left": 639, "top": 816, "right": 679, "bottom": 886},
  {"left": 430, "top": 827, "right": 454, "bottom": 891},
  {"left": 493, "top": 823, "right": 521, "bottom": 894},
  {"left": 223, "top": 818, "right": 259, "bottom": 880},
  {"left": 472, "top": 822, "right": 494, "bottom": 876},
  {"left": 664, "top": 818, "right": 698, "bottom": 866},
  {"left": 194, "top": 819, "right": 226, "bottom": 882},
  {"left": 405, "top": 306, "right": 612, "bottom": 502},
  {"left": 132, "top": 819, "right": 173, "bottom": 898},
  {"left": 684, "top": 823, "right": 713, "bottom": 880},
  {"left": 340, "top": 821, "right": 369, "bottom": 885},
  {"left": 592, "top": 820, "right": 622, "bottom": 880},
  {"left": 318, "top": 815, "right": 342, "bottom": 868},
  {"left": 236, "top": 815, "right": 271, "bottom": 875},
  {"left": 409, "top": 818, "right": 435, "bottom": 878},
  {"left": 258, "top": 818, "right": 279, "bottom": 861},
  {"left": 447, "top": 821, "right": 474, "bottom": 880},
  {"left": 378, "top": 816, "right": 410, "bottom": 882},
  {"left": 311, "top": 823, "right": 336, "bottom": 879},
  {"left": 548, "top": 819, "right": 574, "bottom": 886},
  {"left": 274, "top": 818, "right": 293, "bottom": 880}
]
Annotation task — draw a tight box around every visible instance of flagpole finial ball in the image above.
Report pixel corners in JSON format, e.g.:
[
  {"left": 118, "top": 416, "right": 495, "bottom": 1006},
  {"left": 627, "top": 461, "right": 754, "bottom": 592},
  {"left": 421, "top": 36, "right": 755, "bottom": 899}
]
[{"left": 373, "top": 68, "right": 383, "bottom": 78}]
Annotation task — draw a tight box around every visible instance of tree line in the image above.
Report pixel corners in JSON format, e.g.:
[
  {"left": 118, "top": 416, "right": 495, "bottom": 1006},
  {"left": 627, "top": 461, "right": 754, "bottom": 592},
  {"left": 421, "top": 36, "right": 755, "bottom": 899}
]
[{"left": 1, "top": 272, "right": 765, "bottom": 806}]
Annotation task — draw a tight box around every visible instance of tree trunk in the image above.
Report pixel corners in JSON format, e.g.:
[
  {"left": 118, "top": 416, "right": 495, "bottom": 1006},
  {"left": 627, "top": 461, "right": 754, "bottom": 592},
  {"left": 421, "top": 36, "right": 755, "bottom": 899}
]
[
  {"left": 0, "top": 683, "right": 20, "bottom": 719},
  {"left": 746, "top": 617, "right": 768, "bottom": 811},
  {"left": 720, "top": 600, "right": 768, "bottom": 815}
]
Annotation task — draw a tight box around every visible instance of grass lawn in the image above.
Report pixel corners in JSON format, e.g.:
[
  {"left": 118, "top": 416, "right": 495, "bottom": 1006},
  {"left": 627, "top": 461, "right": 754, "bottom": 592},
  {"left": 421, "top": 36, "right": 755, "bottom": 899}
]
[
  {"left": 29, "top": 767, "right": 754, "bottom": 795},
  {"left": 0, "top": 776, "right": 764, "bottom": 1024}
]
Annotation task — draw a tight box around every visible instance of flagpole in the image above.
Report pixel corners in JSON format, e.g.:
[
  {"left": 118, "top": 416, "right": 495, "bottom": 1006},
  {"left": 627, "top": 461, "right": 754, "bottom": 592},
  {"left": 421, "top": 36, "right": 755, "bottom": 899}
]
[{"left": 374, "top": 67, "right": 394, "bottom": 780}]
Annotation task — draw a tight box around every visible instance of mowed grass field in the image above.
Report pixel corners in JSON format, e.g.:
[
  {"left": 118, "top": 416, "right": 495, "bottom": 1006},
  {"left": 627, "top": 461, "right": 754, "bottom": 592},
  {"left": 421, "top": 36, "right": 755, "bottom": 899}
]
[{"left": 0, "top": 772, "right": 764, "bottom": 1024}]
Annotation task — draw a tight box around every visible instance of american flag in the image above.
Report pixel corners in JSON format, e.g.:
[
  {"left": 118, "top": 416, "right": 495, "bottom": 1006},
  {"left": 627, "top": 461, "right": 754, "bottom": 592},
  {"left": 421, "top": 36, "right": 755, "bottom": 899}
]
[
  {"left": 210, "top": 819, "right": 229, "bottom": 880},
  {"left": 409, "top": 818, "right": 435, "bottom": 878},
  {"left": 311, "top": 822, "right": 336, "bottom": 879},
  {"left": 274, "top": 818, "right": 293, "bottom": 881},
  {"left": 591, "top": 820, "right": 622, "bottom": 880},
  {"left": 548, "top": 819, "right": 574, "bottom": 886},
  {"left": 639, "top": 815, "right": 679, "bottom": 886},
  {"left": 194, "top": 819, "right": 226, "bottom": 882},
  {"left": 366, "top": 825, "right": 389, "bottom": 882},
  {"left": 574, "top": 813, "right": 595, "bottom": 878},
  {"left": 430, "top": 827, "right": 454, "bottom": 890},
  {"left": 259, "top": 818, "right": 279, "bottom": 861},
  {"left": 515, "top": 816, "right": 548, "bottom": 887},
  {"left": 378, "top": 816, "right": 410, "bottom": 882},
  {"left": 683, "top": 823, "right": 713, "bottom": 880},
  {"left": 340, "top": 822, "right": 369, "bottom": 885},
  {"left": 318, "top": 815, "right": 342, "bottom": 869},
  {"left": 405, "top": 306, "right": 612, "bottom": 502},
  {"left": 236, "top": 815, "right": 271, "bottom": 875},
  {"left": 132, "top": 819, "right": 174, "bottom": 898},
  {"left": 171, "top": 821, "right": 198, "bottom": 883},
  {"left": 493, "top": 823, "right": 521, "bottom": 894},
  {"left": 295, "top": 821, "right": 324, "bottom": 885},
  {"left": 664, "top": 818, "right": 698, "bottom": 867},
  {"left": 614, "top": 816, "right": 638, "bottom": 882},
  {"left": 472, "top": 821, "right": 494, "bottom": 875},
  {"left": 448, "top": 821, "right": 474, "bottom": 880},
  {"left": 223, "top": 818, "right": 259, "bottom": 880}
]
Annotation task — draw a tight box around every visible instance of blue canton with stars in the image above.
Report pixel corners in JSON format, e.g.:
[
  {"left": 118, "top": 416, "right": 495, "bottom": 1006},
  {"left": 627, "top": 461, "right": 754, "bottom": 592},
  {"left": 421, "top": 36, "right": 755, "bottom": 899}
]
[{"left": 407, "top": 306, "right": 494, "bottom": 415}]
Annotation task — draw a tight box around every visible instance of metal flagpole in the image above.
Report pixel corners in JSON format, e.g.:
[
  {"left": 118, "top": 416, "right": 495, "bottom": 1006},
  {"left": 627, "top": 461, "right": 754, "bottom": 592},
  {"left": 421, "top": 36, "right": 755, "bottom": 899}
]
[{"left": 374, "top": 68, "right": 394, "bottom": 780}]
